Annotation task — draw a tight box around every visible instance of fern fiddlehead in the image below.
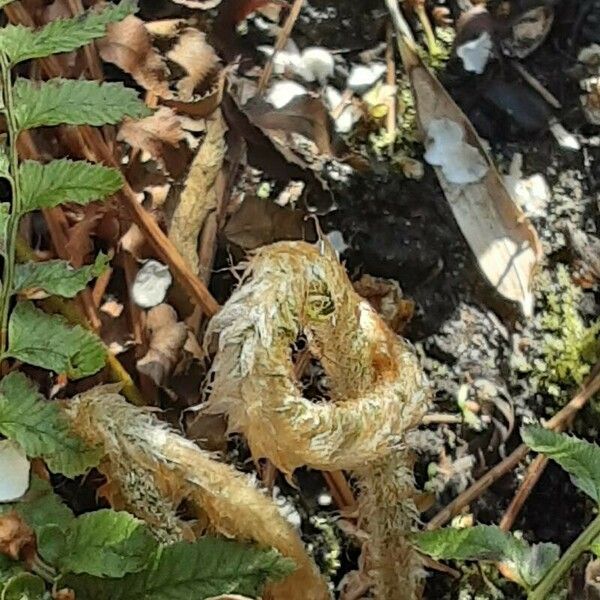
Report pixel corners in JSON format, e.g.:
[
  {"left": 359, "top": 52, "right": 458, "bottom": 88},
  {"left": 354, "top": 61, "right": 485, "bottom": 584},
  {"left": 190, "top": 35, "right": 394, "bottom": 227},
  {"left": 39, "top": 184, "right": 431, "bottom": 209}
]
[
  {"left": 205, "top": 241, "right": 429, "bottom": 599},
  {"left": 65, "top": 386, "right": 330, "bottom": 600}
]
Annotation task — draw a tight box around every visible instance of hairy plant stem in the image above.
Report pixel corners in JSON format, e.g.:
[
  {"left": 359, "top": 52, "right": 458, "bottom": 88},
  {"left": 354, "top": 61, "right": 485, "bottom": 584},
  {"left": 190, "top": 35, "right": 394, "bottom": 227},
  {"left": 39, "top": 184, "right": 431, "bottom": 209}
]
[
  {"left": 529, "top": 511, "right": 600, "bottom": 600},
  {"left": 0, "top": 52, "right": 20, "bottom": 360}
]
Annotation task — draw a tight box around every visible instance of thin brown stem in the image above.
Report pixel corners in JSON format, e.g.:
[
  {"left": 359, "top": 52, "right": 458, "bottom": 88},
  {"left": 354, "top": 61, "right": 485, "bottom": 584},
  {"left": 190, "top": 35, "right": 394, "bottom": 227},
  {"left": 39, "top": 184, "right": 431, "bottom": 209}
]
[
  {"left": 427, "top": 363, "right": 600, "bottom": 530},
  {"left": 499, "top": 454, "right": 548, "bottom": 532},
  {"left": 257, "top": 0, "right": 305, "bottom": 93}
]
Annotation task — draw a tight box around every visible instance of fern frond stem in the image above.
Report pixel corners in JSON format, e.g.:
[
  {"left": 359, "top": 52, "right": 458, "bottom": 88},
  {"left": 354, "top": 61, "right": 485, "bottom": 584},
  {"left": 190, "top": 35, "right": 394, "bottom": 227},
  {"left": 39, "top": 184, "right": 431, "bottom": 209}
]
[
  {"left": 5, "top": 4, "right": 221, "bottom": 319},
  {"left": 529, "top": 511, "right": 600, "bottom": 600},
  {"left": 0, "top": 52, "right": 21, "bottom": 359}
]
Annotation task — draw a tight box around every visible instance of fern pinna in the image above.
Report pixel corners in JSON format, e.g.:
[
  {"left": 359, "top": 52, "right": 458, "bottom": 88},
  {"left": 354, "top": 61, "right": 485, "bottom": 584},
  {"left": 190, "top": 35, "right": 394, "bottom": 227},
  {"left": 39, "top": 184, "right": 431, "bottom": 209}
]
[{"left": 0, "top": 2, "right": 295, "bottom": 598}]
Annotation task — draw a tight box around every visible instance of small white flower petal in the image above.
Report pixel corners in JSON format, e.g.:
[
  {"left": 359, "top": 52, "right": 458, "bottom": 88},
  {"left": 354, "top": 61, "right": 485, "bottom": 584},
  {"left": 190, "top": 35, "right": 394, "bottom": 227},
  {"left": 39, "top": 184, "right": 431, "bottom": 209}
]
[
  {"left": 132, "top": 259, "right": 173, "bottom": 308},
  {"left": 300, "top": 47, "right": 335, "bottom": 83},
  {"left": 266, "top": 81, "right": 308, "bottom": 109},
  {"left": 457, "top": 31, "right": 493, "bottom": 74},
  {"left": 424, "top": 118, "right": 488, "bottom": 184},
  {"left": 0, "top": 441, "right": 30, "bottom": 502},
  {"left": 348, "top": 62, "right": 387, "bottom": 92}
]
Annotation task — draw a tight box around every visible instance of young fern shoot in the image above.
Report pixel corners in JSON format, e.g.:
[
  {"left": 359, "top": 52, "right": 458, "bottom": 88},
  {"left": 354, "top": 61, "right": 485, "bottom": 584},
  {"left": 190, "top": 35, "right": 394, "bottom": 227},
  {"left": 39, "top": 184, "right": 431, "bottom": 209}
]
[{"left": 205, "top": 241, "right": 429, "bottom": 599}]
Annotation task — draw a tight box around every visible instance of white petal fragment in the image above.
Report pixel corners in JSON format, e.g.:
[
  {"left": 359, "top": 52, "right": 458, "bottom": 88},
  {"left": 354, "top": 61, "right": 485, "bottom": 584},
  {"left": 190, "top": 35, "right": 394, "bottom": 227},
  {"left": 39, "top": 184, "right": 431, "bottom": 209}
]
[
  {"left": 0, "top": 441, "right": 30, "bottom": 502},
  {"left": 300, "top": 47, "right": 335, "bottom": 83},
  {"left": 266, "top": 81, "right": 308, "bottom": 109},
  {"left": 347, "top": 63, "right": 387, "bottom": 92},
  {"left": 424, "top": 118, "right": 488, "bottom": 184},
  {"left": 132, "top": 259, "right": 173, "bottom": 309},
  {"left": 457, "top": 31, "right": 493, "bottom": 74}
]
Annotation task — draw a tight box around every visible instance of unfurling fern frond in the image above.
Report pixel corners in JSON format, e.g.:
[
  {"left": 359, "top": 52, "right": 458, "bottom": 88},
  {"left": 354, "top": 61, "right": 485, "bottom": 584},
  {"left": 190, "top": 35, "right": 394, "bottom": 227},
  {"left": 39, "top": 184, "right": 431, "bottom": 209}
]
[{"left": 204, "top": 241, "right": 430, "bottom": 600}]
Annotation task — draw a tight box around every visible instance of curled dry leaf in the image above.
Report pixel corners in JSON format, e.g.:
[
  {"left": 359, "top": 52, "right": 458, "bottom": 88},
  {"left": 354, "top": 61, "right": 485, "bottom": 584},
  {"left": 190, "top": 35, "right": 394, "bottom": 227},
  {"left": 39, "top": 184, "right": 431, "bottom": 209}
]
[
  {"left": 0, "top": 512, "right": 34, "bottom": 561},
  {"left": 118, "top": 107, "right": 186, "bottom": 166},
  {"left": 137, "top": 304, "right": 187, "bottom": 386},
  {"left": 223, "top": 195, "right": 316, "bottom": 250},
  {"left": 244, "top": 95, "right": 336, "bottom": 156},
  {"left": 169, "top": 111, "right": 227, "bottom": 274},
  {"left": 98, "top": 15, "right": 171, "bottom": 99},
  {"left": 501, "top": 5, "right": 554, "bottom": 59},
  {"left": 167, "top": 28, "right": 220, "bottom": 102}
]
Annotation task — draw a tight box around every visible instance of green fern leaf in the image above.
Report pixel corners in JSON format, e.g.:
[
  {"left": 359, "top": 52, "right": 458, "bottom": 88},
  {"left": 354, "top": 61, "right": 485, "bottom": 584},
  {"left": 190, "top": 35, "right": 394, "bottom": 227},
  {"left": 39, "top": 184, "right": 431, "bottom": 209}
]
[
  {"left": 6, "top": 301, "right": 106, "bottom": 379},
  {"left": 0, "top": 557, "right": 24, "bottom": 586},
  {"left": 1, "top": 572, "right": 46, "bottom": 600},
  {"left": 38, "top": 510, "right": 156, "bottom": 578},
  {"left": 13, "top": 79, "right": 150, "bottom": 130},
  {"left": 20, "top": 159, "right": 123, "bottom": 213},
  {"left": 412, "top": 524, "right": 558, "bottom": 589},
  {"left": 64, "top": 537, "right": 295, "bottom": 600},
  {"left": 0, "top": 373, "right": 101, "bottom": 476},
  {"left": 14, "top": 254, "right": 108, "bottom": 298},
  {"left": 0, "top": 0, "right": 137, "bottom": 65},
  {"left": 522, "top": 426, "right": 600, "bottom": 503},
  {"left": 0, "top": 0, "right": 15, "bottom": 8}
]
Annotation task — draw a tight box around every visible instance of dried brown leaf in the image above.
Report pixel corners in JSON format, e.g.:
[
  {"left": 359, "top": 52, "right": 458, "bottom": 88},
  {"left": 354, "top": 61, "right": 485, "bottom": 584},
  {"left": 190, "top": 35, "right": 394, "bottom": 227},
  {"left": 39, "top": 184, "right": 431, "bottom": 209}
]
[
  {"left": 404, "top": 48, "right": 542, "bottom": 315},
  {"left": 0, "top": 512, "right": 34, "bottom": 561},
  {"left": 245, "top": 95, "right": 336, "bottom": 156},
  {"left": 145, "top": 19, "right": 186, "bottom": 37},
  {"left": 118, "top": 107, "right": 186, "bottom": 165},
  {"left": 353, "top": 274, "right": 414, "bottom": 334},
  {"left": 137, "top": 304, "right": 187, "bottom": 386},
  {"left": 64, "top": 207, "right": 103, "bottom": 268},
  {"left": 223, "top": 195, "right": 316, "bottom": 250},
  {"left": 167, "top": 28, "right": 220, "bottom": 102},
  {"left": 169, "top": 111, "right": 227, "bottom": 274},
  {"left": 53, "top": 589, "right": 76, "bottom": 600},
  {"left": 98, "top": 15, "right": 171, "bottom": 99}
]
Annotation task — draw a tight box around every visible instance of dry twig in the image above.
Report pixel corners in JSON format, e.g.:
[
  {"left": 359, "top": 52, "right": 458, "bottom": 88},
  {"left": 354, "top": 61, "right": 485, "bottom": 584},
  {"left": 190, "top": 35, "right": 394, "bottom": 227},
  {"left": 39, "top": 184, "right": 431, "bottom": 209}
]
[
  {"left": 427, "top": 362, "right": 600, "bottom": 530},
  {"left": 257, "top": 0, "right": 305, "bottom": 93}
]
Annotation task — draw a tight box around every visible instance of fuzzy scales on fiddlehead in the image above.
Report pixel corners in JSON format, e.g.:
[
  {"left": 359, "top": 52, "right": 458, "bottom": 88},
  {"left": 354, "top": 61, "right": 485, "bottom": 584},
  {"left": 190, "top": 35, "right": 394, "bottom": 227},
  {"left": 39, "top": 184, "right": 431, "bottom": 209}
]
[
  {"left": 204, "top": 241, "right": 429, "bottom": 599},
  {"left": 65, "top": 386, "right": 329, "bottom": 600}
]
